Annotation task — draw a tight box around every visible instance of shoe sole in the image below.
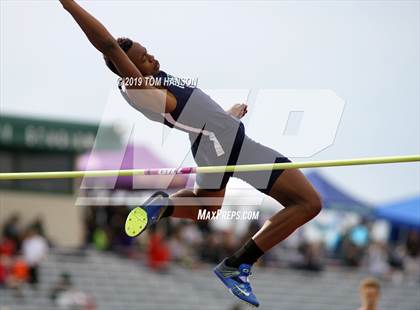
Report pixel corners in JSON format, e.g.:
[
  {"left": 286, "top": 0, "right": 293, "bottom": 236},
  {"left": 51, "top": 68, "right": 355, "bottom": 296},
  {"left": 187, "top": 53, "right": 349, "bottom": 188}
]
[
  {"left": 213, "top": 269, "right": 258, "bottom": 308},
  {"left": 125, "top": 207, "right": 148, "bottom": 237},
  {"left": 124, "top": 192, "right": 169, "bottom": 238}
]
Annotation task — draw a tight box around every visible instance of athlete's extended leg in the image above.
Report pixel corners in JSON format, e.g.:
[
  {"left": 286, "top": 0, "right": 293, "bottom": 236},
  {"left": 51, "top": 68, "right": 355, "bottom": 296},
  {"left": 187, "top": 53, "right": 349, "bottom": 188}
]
[{"left": 125, "top": 187, "right": 225, "bottom": 236}]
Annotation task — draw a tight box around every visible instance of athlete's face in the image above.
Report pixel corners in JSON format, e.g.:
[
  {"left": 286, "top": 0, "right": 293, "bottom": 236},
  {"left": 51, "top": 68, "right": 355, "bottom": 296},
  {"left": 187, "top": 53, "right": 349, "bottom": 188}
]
[{"left": 127, "top": 42, "right": 160, "bottom": 76}]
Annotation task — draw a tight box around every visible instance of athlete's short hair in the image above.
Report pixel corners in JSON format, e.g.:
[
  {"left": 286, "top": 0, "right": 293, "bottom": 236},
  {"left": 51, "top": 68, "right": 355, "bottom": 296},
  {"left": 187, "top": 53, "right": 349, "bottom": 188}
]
[
  {"left": 360, "top": 277, "right": 381, "bottom": 291},
  {"left": 104, "top": 37, "right": 133, "bottom": 76}
]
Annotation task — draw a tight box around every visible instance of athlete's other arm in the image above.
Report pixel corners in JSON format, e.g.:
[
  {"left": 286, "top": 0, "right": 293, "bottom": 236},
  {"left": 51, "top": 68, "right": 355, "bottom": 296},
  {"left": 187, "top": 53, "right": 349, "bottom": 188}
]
[
  {"left": 59, "top": 0, "right": 176, "bottom": 113},
  {"left": 226, "top": 103, "right": 248, "bottom": 119}
]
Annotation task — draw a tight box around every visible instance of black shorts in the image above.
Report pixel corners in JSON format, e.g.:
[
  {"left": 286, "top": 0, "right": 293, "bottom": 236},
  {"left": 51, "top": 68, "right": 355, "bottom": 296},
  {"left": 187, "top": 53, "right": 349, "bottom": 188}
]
[{"left": 192, "top": 127, "right": 291, "bottom": 195}]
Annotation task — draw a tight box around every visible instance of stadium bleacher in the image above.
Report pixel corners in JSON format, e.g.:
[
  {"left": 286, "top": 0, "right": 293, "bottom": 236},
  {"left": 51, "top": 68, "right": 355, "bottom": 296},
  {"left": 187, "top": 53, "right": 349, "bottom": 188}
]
[{"left": 1, "top": 249, "right": 419, "bottom": 310}]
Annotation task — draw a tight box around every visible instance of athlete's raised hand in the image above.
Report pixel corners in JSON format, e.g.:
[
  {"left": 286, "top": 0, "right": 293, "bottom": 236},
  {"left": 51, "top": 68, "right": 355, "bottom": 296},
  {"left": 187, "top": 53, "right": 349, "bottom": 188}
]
[
  {"left": 227, "top": 103, "right": 248, "bottom": 119},
  {"left": 59, "top": 0, "right": 177, "bottom": 114}
]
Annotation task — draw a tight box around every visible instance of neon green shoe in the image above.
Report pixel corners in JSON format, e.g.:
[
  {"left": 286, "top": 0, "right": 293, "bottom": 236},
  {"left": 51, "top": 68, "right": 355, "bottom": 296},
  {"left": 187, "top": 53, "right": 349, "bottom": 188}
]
[{"left": 125, "top": 191, "right": 170, "bottom": 237}]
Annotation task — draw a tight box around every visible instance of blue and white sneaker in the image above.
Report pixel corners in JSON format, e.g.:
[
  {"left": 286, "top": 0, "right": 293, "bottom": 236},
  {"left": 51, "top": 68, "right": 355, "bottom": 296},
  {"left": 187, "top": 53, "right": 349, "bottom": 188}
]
[
  {"left": 213, "top": 259, "right": 260, "bottom": 307},
  {"left": 125, "top": 191, "right": 170, "bottom": 237}
]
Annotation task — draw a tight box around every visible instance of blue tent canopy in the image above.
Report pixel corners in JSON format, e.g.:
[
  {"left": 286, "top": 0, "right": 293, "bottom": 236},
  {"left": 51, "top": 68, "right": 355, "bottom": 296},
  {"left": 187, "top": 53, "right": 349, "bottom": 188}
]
[
  {"left": 375, "top": 196, "right": 420, "bottom": 229},
  {"left": 306, "top": 171, "right": 373, "bottom": 216}
]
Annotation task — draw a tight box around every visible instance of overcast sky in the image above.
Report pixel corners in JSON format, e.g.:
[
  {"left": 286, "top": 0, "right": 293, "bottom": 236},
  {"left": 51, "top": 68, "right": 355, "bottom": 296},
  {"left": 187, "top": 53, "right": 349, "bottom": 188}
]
[{"left": 1, "top": 0, "right": 419, "bottom": 205}]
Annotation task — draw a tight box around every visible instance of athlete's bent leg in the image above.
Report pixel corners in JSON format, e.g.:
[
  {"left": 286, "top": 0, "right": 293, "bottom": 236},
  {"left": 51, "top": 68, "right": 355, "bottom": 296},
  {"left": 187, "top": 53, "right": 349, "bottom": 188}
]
[
  {"left": 215, "top": 169, "right": 321, "bottom": 307},
  {"left": 169, "top": 187, "right": 226, "bottom": 220},
  {"left": 224, "top": 168, "right": 321, "bottom": 267},
  {"left": 253, "top": 168, "right": 322, "bottom": 251}
]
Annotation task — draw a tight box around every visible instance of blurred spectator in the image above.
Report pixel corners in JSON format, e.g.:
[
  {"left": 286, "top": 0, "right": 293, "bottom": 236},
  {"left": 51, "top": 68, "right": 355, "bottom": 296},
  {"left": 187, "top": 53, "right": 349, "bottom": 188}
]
[
  {"left": 220, "top": 229, "right": 237, "bottom": 260},
  {"left": 387, "top": 244, "right": 405, "bottom": 281},
  {"left": 147, "top": 226, "right": 170, "bottom": 271},
  {"left": 31, "top": 217, "right": 49, "bottom": 242},
  {"left": 366, "top": 242, "right": 389, "bottom": 279},
  {"left": 108, "top": 206, "right": 134, "bottom": 253},
  {"left": 0, "top": 236, "right": 17, "bottom": 257},
  {"left": 350, "top": 220, "right": 370, "bottom": 248},
  {"left": 358, "top": 277, "right": 381, "bottom": 310},
  {"left": 85, "top": 206, "right": 135, "bottom": 253},
  {"left": 80, "top": 198, "right": 419, "bottom": 288},
  {"left": 49, "top": 272, "right": 96, "bottom": 310},
  {"left": 2, "top": 214, "right": 21, "bottom": 250},
  {"left": 168, "top": 224, "right": 195, "bottom": 266},
  {"left": 406, "top": 230, "right": 420, "bottom": 258},
  {"left": 181, "top": 222, "right": 204, "bottom": 248},
  {"left": 291, "top": 241, "right": 324, "bottom": 272},
  {"left": 92, "top": 226, "right": 109, "bottom": 251},
  {"left": 342, "top": 221, "right": 370, "bottom": 267},
  {"left": 22, "top": 226, "right": 48, "bottom": 288},
  {"left": 404, "top": 230, "right": 420, "bottom": 282},
  {"left": 200, "top": 233, "right": 224, "bottom": 263},
  {"left": 7, "top": 254, "right": 29, "bottom": 298},
  {"left": 0, "top": 254, "right": 9, "bottom": 287},
  {"left": 50, "top": 272, "right": 73, "bottom": 302},
  {"left": 83, "top": 206, "right": 97, "bottom": 247},
  {"left": 56, "top": 290, "right": 96, "bottom": 310}
]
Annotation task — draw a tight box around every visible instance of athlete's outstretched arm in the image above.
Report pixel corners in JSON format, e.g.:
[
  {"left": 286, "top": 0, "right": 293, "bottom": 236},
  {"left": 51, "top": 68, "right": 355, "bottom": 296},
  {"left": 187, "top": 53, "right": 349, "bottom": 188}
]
[
  {"left": 59, "top": 0, "right": 139, "bottom": 78},
  {"left": 59, "top": 0, "right": 176, "bottom": 113}
]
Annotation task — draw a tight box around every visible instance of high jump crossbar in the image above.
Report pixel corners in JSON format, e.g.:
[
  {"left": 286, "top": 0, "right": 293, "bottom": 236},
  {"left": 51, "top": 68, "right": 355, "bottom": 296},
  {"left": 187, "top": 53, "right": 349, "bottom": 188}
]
[{"left": 0, "top": 154, "right": 419, "bottom": 181}]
